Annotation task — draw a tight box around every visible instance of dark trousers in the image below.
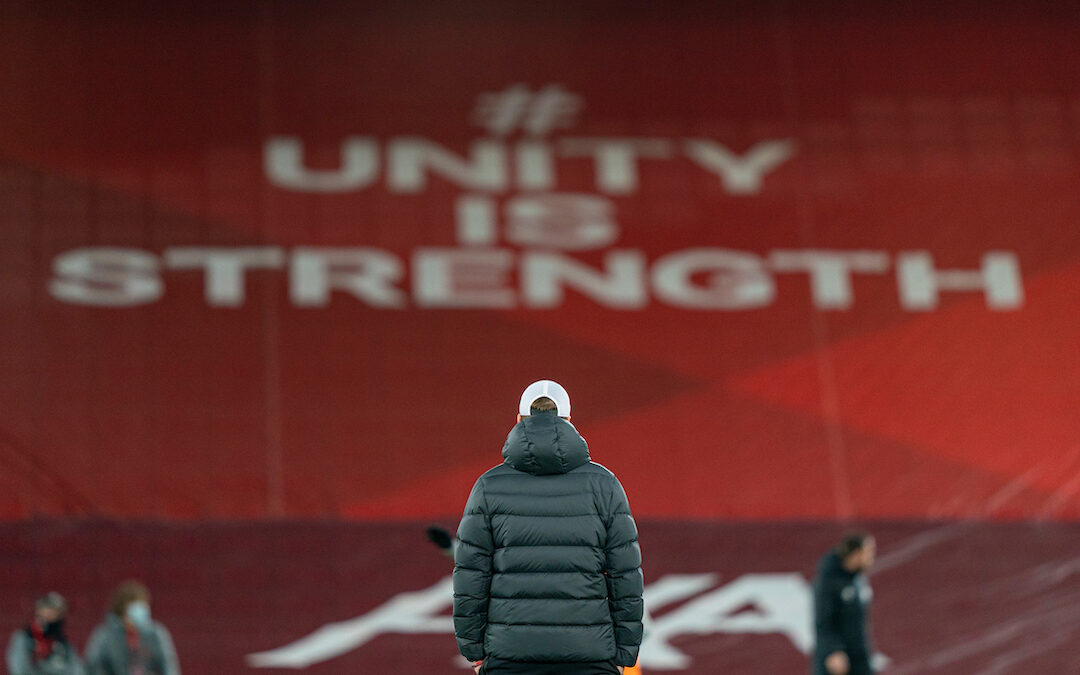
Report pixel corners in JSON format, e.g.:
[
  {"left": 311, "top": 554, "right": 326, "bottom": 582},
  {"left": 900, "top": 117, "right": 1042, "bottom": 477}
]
[{"left": 481, "top": 656, "right": 620, "bottom": 675}]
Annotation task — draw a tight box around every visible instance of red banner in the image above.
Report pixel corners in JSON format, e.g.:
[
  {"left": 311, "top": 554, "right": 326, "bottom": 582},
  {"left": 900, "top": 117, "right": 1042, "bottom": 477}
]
[
  {"left": 1, "top": 1, "right": 1080, "bottom": 520},
  {"left": 3, "top": 520, "right": 1078, "bottom": 674}
]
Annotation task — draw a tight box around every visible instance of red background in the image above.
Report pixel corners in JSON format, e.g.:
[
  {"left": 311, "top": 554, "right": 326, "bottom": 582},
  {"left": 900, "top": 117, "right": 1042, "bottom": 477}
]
[
  {"left": 1, "top": 1, "right": 1079, "bottom": 672},
  {"left": 3, "top": 520, "right": 1079, "bottom": 674}
]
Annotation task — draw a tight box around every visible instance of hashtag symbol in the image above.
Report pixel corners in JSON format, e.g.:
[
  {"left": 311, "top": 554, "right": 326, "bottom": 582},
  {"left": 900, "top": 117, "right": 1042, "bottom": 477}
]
[{"left": 472, "top": 84, "right": 583, "bottom": 137}]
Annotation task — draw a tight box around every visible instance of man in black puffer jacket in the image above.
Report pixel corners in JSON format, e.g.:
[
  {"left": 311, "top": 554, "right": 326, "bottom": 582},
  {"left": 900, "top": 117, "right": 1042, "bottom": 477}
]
[{"left": 453, "top": 380, "right": 644, "bottom": 675}]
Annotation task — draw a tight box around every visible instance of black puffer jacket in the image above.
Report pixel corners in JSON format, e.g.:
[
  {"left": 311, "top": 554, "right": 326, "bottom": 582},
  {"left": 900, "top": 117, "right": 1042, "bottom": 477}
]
[{"left": 453, "top": 411, "right": 644, "bottom": 667}]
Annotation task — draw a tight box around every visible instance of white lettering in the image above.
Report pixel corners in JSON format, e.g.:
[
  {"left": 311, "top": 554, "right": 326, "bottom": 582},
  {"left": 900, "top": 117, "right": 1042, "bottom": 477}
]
[
  {"left": 49, "top": 248, "right": 162, "bottom": 307},
  {"left": 260, "top": 135, "right": 801, "bottom": 195},
  {"left": 245, "top": 574, "right": 813, "bottom": 671},
  {"left": 245, "top": 578, "right": 454, "bottom": 669},
  {"left": 455, "top": 195, "right": 499, "bottom": 246},
  {"left": 515, "top": 141, "right": 556, "bottom": 190},
  {"left": 897, "top": 251, "right": 1024, "bottom": 310},
  {"left": 505, "top": 193, "right": 619, "bottom": 250},
  {"left": 559, "top": 138, "right": 671, "bottom": 194},
  {"left": 290, "top": 248, "right": 406, "bottom": 307},
  {"left": 413, "top": 248, "right": 516, "bottom": 308},
  {"left": 684, "top": 139, "right": 796, "bottom": 194},
  {"left": 165, "top": 247, "right": 284, "bottom": 307},
  {"left": 770, "top": 250, "right": 890, "bottom": 309},
  {"left": 45, "top": 246, "right": 1026, "bottom": 314},
  {"left": 652, "top": 249, "right": 775, "bottom": 309},
  {"left": 640, "top": 574, "right": 813, "bottom": 669},
  {"left": 388, "top": 139, "right": 507, "bottom": 193},
  {"left": 522, "top": 251, "right": 647, "bottom": 309},
  {"left": 642, "top": 574, "right": 719, "bottom": 611},
  {"left": 264, "top": 136, "right": 379, "bottom": 193}
]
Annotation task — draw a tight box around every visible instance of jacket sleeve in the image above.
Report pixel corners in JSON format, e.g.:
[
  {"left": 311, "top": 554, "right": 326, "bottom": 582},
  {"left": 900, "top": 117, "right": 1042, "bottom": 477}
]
[
  {"left": 84, "top": 626, "right": 108, "bottom": 675},
  {"left": 155, "top": 623, "right": 181, "bottom": 675},
  {"left": 602, "top": 476, "right": 644, "bottom": 667},
  {"left": 6, "top": 630, "right": 30, "bottom": 675},
  {"left": 814, "top": 576, "right": 845, "bottom": 656},
  {"left": 71, "top": 648, "right": 87, "bottom": 675},
  {"left": 452, "top": 477, "right": 494, "bottom": 662}
]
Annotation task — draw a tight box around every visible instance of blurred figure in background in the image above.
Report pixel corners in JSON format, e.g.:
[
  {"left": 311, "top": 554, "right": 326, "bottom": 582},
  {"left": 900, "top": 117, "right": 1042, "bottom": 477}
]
[
  {"left": 812, "top": 532, "right": 878, "bottom": 675},
  {"left": 85, "top": 581, "right": 179, "bottom": 675},
  {"left": 6, "top": 592, "right": 83, "bottom": 675}
]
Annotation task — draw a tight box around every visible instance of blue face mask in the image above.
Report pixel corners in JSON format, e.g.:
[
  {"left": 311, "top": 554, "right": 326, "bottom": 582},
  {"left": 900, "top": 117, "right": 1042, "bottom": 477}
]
[{"left": 125, "top": 601, "right": 152, "bottom": 630}]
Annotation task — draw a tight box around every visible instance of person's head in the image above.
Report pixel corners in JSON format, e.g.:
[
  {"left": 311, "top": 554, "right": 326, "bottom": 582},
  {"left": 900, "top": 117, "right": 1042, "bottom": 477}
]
[
  {"left": 108, "top": 580, "right": 152, "bottom": 629},
  {"left": 33, "top": 592, "right": 67, "bottom": 628},
  {"left": 517, "top": 380, "right": 571, "bottom": 422},
  {"left": 836, "top": 531, "right": 876, "bottom": 573}
]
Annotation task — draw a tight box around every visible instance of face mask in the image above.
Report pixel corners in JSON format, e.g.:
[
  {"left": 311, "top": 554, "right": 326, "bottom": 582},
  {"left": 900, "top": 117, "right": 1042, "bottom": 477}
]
[
  {"left": 125, "top": 601, "right": 152, "bottom": 630},
  {"left": 42, "top": 618, "right": 65, "bottom": 639}
]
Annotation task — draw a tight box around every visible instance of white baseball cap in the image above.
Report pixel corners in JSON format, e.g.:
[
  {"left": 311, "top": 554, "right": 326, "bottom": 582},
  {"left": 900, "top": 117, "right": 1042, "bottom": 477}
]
[{"left": 518, "top": 380, "right": 571, "bottom": 417}]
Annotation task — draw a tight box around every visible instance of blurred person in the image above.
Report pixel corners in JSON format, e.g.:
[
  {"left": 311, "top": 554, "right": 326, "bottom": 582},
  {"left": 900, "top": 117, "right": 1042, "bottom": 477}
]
[
  {"left": 453, "top": 380, "right": 644, "bottom": 675},
  {"left": 85, "top": 581, "right": 179, "bottom": 675},
  {"left": 6, "top": 592, "right": 83, "bottom": 675},
  {"left": 812, "top": 532, "right": 878, "bottom": 675}
]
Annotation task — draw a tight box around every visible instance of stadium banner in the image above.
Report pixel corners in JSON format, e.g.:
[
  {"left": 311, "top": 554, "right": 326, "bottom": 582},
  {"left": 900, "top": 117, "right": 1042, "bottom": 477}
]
[
  {"left": 2, "top": 520, "right": 1078, "bottom": 674},
  {"left": 1, "top": 1, "right": 1079, "bottom": 522}
]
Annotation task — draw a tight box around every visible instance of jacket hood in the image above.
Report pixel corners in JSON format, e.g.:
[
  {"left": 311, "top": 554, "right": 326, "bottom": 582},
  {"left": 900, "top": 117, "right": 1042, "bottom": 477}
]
[{"left": 502, "top": 410, "right": 590, "bottom": 475}]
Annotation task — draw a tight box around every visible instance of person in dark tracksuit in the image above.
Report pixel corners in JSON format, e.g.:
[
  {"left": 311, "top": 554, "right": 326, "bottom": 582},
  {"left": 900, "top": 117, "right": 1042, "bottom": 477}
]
[
  {"left": 453, "top": 380, "right": 644, "bottom": 675},
  {"left": 812, "top": 532, "right": 878, "bottom": 675}
]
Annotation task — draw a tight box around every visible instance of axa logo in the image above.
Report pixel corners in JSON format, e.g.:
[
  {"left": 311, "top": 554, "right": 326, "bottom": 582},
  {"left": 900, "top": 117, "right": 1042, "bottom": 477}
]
[{"left": 245, "top": 573, "right": 814, "bottom": 670}]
